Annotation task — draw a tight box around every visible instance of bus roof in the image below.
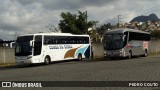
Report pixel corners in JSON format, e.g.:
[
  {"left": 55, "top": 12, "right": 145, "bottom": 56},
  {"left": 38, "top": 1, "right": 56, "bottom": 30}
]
[
  {"left": 105, "top": 28, "right": 150, "bottom": 34},
  {"left": 18, "top": 33, "right": 90, "bottom": 37}
]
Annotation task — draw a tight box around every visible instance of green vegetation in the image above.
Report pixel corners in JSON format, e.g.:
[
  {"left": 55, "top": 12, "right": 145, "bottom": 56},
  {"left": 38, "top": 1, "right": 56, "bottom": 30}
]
[
  {"left": 46, "top": 10, "right": 160, "bottom": 42},
  {"left": 96, "top": 23, "right": 113, "bottom": 35},
  {"left": 58, "top": 10, "right": 97, "bottom": 34},
  {"left": 150, "top": 30, "right": 160, "bottom": 39}
]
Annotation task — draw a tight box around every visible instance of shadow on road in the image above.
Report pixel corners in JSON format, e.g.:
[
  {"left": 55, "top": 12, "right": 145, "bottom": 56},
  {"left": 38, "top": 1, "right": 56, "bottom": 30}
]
[
  {"left": 0, "top": 56, "right": 148, "bottom": 70},
  {"left": 153, "top": 88, "right": 160, "bottom": 90},
  {"left": 0, "top": 59, "right": 86, "bottom": 70}
]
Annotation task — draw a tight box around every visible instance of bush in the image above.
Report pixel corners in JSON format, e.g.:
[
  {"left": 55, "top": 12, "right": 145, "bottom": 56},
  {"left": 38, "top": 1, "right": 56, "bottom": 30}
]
[{"left": 150, "top": 30, "right": 160, "bottom": 39}]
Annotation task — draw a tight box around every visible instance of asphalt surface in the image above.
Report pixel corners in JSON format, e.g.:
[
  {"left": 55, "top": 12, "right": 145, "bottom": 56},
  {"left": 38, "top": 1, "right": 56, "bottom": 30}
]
[{"left": 0, "top": 57, "right": 160, "bottom": 90}]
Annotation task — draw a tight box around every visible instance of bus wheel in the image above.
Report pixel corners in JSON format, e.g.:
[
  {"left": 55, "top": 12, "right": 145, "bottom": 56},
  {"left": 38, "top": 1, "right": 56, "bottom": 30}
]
[
  {"left": 44, "top": 56, "right": 50, "bottom": 65},
  {"left": 128, "top": 51, "right": 132, "bottom": 59},
  {"left": 78, "top": 53, "right": 82, "bottom": 61},
  {"left": 143, "top": 49, "right": 148, "bottom": 57}
]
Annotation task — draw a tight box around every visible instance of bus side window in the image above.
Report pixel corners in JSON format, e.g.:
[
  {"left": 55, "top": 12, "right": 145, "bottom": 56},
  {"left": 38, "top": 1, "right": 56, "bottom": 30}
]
[
  {"left": 34, "top": 35, "right": 42, "bottom": 56},
  {"left": 123, "top": 32, "right": 128, "bottom": 47},
  {"left": 44, "top": 36, "right": 50, "bottom": 44}
]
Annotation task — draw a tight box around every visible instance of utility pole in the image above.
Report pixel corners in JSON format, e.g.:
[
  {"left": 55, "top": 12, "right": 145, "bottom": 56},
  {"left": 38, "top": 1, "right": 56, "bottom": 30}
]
[
  {"left": 14, "top": 32, "right": 19, "bottom": 41},
  {"left": 118, "top": 15, "right": 122, "bottom": 28},
  {"left": 86, "top": 11, "right": 88, "bottom": 33}
]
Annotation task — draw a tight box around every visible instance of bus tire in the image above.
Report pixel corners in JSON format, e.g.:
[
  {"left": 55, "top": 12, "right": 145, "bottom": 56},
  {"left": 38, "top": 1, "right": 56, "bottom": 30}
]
[
  {"left": 128, "top": 51, "right": 132, "bottom": 59},
  {"left": 44, "top": 56, "right": 50, "bottom": 65},
  {"left": 77, "top": 53, "right": 82, "bottom": 61},
  {"left": 143, "top": 49, "right": 148, "bottom": 57}
]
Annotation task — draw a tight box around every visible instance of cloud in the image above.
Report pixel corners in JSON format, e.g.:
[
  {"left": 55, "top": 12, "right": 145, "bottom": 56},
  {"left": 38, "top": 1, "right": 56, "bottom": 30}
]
[
  {"left": 0, "top": 0, "right": 160, "bottom": 40},
  {"left": 17, "top": 0, "right": 115, "bottom": 10}
]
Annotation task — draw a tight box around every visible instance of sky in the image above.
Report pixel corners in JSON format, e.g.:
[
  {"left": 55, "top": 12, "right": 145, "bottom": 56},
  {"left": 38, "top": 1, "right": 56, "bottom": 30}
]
[{"left": 0, "top": 0, "right": 160, "bottom": 40}]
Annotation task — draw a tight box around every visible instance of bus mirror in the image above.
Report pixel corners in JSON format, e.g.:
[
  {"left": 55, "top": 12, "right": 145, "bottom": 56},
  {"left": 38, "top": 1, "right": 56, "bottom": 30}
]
[
  {"left": 123, "top": 35, "right": 126, "bottom": 41},
  {"left": 30, "top": 40, "right": 34, "bottom": 46},
  {"left": 10, "top": 42, "right": 15, "bottom": 48}
]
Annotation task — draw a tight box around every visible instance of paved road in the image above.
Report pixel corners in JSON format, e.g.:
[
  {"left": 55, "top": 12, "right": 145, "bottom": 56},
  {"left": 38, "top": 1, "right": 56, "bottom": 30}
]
[{"left": 0, "top": 57, "right": 160, "bottom": 90}]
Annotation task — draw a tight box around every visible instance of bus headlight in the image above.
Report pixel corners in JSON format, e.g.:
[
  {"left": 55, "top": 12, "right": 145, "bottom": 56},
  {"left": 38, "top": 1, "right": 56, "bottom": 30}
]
[
  {"left": 119, "top": 50, "right": 124, "bottom": 56},
  {"left": 119, "top": 50, "right": 123, "bottom": 54}
]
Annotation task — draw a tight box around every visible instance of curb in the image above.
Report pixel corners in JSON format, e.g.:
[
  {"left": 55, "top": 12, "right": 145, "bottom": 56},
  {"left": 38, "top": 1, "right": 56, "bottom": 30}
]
[
  {"left": 0, "top": 64, "right": 15, "bottom": 67},
  {"left": 148, "top": 55, "right": 160, "bottom": 58}
]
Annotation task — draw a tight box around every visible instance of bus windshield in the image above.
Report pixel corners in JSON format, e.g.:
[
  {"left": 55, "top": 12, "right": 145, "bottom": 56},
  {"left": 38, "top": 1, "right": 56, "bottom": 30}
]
[
  {"left": 103, "top": 33, "right": 124, "bottom": 50},
  {"left": 15, "top": 36, "right": 33, "bottom": 56}
]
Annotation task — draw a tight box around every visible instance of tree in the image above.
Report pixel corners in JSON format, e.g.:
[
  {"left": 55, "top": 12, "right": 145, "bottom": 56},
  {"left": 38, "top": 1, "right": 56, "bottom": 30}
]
[
  {"left": 59, "top": 12, "right": 77, "bottom": 34},
  {"left": 97, "top": 23, "right": 112, "bottom": 36},
  {"left": 150, "top": 30, "right": 160, "bottom": 39},
  {"left": 46, "top": 24, "right": 60, "bottom": 33},
  {"left": 59, "top": 11, "right": 97, "bottom": 34}
]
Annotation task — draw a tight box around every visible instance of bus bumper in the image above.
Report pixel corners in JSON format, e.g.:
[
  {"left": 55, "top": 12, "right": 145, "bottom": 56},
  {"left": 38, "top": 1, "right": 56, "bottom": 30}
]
[
  {"left": 15, "top": 56, "right": 32, "bottom": 65},
  {"left": 104, "top": 50, "right": 125, "bottom": 58},
  {"left": 16, "top": 60, "right": 32, "bottom": 65}
]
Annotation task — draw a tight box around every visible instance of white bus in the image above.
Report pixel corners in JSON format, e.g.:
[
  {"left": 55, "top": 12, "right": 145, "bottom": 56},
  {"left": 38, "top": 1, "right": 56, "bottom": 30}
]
[
  {"left": 15, "top": 33, "right": 91, "bottom": 65},
  {"left": 103, "top": 28, "right": 150, "bottom": 59}
]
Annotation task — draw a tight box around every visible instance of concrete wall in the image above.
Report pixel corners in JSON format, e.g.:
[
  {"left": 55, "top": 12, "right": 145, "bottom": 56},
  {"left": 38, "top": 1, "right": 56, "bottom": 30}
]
[
  {"left": 149, "top": 40, "right": 160, "bottom": 53},
  {"left": 0, "top": 40, "right": 160, "bottom": 64},
  {"left": 0, "top": 47, "right": 15, "bottom": 64},
  {"left": 92, "top": 43, "right": 104, "bottom": 58}
]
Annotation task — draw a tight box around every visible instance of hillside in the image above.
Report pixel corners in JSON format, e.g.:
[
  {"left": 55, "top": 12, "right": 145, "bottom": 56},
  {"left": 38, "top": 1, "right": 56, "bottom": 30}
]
[{"left": 130, "top": 13, "right": 159, "bottom": 23}]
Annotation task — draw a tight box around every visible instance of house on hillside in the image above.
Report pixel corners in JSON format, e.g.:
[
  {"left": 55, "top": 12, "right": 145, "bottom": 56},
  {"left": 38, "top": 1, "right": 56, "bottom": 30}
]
[{"left": 0, "top": 40, "right": 14, "bottom": 47}]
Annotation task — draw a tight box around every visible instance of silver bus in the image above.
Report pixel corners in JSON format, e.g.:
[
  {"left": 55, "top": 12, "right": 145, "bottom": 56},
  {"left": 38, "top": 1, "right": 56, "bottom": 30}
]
[{"left": 103, "top": 28, "right": 150, "bottom": 59}]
